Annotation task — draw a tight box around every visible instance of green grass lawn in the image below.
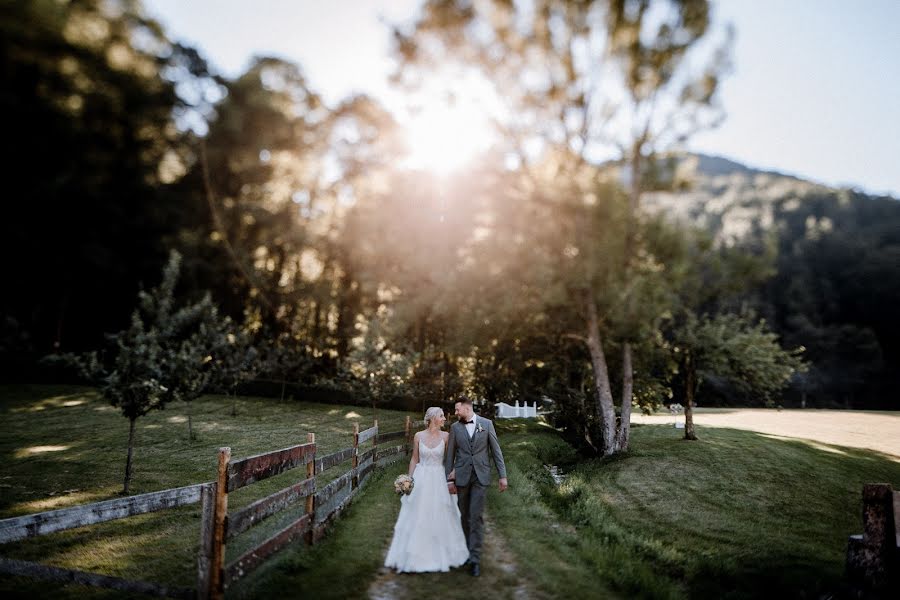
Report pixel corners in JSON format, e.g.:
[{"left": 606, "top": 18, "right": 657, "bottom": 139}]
[
  {"left": 0, "top": 384, "right": 415, "bottom": 598},
  {"left": 492, "top": 419, "right": 900, "bottom": 599},
  {"left": 2, "top": 385, "right": 898, "bottom": 599}
]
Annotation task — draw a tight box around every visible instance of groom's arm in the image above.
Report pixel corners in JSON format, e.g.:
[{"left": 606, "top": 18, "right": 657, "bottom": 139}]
[{"left": 487, "top": 420, "right": 508, "bottom": 491}]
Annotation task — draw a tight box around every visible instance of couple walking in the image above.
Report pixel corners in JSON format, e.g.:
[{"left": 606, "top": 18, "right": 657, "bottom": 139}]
[{"left": 384, "top": 396, "right": 508, "bottom": 576}]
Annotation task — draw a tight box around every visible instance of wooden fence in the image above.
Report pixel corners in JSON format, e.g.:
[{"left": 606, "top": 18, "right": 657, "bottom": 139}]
[{"left": 0, "top": 417, "right": 413, "bottom": 599}]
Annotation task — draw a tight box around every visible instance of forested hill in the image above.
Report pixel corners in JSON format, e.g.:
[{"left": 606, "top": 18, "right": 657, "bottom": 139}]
[{"left": 645, "top": 154, "right": 900, "bottom": 409}]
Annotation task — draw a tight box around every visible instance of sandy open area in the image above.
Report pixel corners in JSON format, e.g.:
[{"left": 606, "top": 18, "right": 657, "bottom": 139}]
[{"left": 632, "top": 408, "right": 900, "bottom": 459}]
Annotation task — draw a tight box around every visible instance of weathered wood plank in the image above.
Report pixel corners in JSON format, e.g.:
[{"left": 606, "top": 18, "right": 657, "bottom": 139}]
[
  {"left": 211, "top": 447, "right": 230, "bottom": 600},
  {"left": 226, "top": 442, "right": 315, "bottom": 492},
  {"left": 314, "top": 447, "right": 354, "bottom": 474},
  {"left": 314, "top": 471, "right": 353, "bottom": 506},
  {"left": 196, "top": 483, "right": 216, "bottom": 599},
  {"left": 357, "top": 447, "right": 376, "bottom": 465},
  {"left": 226, "top": 477, "right": 315, "bottom": 541},
  {"left": 376, "top": 454, "right": 405, "bottom": 469},
  {"left": 0, "top": 483, "right": 206, "bottom": 544},
  {"left": 313, "top": 500, "right": 347, "bottom": 542},
  {"left": 377, "top": 446, "right": 403, "bottom": 460},
  {"left": 0, "top": 557, "right": 195, "bottom": 599},
  {"left": 356, "top": 462, "right": 375, "bottom": 486},
  {"left": 357, "top": 425, "right": 378, "bottom": 445},
  {"left": 375, "top": 444, "right": 404, "bottom": 461},
  {"left": 224, "top": 514, "right": 311, "bottom": 585},
  {"left": 376, "top": 429, "right": 407, "bottom": 444},
  {"left": 305, "top": 432, "right": 316, "bottom": 545},
  {"left": 894, "top": 491, "right": 900, "bottom": 545}
]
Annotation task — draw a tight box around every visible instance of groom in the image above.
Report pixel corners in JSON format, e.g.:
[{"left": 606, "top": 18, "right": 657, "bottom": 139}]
[{"left": 446, "top": 396, "right": 508, "bottom": 576}]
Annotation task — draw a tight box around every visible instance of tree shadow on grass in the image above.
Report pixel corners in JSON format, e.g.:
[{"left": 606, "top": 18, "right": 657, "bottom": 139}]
[{"left": 532, "top": 424, "right": 900, "bottom": 599}]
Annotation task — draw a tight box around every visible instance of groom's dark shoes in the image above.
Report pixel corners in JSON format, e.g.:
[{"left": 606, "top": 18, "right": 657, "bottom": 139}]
[{"left": 470, "top": 563, "right": 480, "bottom": 577}]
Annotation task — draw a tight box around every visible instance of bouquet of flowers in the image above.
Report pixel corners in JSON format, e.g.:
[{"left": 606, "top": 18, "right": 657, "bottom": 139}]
[{"left": 393, "top": 474, "right": 414, "bottom": 496}]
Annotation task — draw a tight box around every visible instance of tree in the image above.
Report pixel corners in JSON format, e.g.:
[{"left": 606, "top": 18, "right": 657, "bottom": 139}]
[
  {"left": 158, "top": 301, "right": 226, "bottom": 441},
  {"left": 392, "top": 0, "right": 732, "bottom": 455},
  {"left": 206, "top": 322, "right": 260, "bottom": 417},
  {"left": 345, "top": 314, "right": 422, "bottom": 417},
  {"left": 673, "top": 311, "right": 805, "bottom": 440},
  {"left": 73, "top": 251, "right": 221, "bottom": 493},
  {"left": 0, "top": 0, "right": 216, "bottom": 367}
]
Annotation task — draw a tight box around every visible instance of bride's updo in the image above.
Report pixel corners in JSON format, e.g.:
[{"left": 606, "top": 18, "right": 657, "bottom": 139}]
[{"left": 423, "top": 406, "right": 444, "bottom": 426}]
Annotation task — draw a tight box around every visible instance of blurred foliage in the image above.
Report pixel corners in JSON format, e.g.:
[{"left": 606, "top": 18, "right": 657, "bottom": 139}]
[{"left": 0, "top": 0, "right": 896, "bottom": 440}]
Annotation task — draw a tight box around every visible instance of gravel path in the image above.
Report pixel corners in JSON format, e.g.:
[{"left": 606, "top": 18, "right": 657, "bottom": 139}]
[{"left": 367, "top": 511, "right": 535, "bottom": 600}]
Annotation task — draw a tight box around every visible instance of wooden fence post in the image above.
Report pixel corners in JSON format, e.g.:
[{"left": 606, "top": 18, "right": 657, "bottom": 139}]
[
  {"left": 372, "top": 419, "right": 379, "bottom": 465},
  {"left": 196, "top": 482, "right": 216, "bottom": 599},
  {"left": 306, "top": 432, "right": 315, "bottom": 545},
  {"left": 846, "top": 483, "right": 898, "bottom": 593},
  {"left": 404, "top": 416, "right": 411, "bottom": 455},
  {"left": 351, "top": 423, "right": 360, "bottom": 489},
  {"left": 210, "top": 447, "right": 230, "bottom": 600}
]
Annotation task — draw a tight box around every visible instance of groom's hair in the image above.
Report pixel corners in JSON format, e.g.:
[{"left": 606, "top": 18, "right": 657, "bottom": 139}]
[{"left": 457, "top": 395, "right": 473, "bottom": 406}]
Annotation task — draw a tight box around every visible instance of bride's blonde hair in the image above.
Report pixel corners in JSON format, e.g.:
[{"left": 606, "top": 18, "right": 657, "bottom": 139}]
[{"left": 423, "top": 406, "right": 444, "bottom": 426}]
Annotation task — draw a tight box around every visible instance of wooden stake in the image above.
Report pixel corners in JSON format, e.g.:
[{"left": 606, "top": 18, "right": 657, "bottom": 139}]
[
  {"left": 306, "top": 432, "right": 315, "bottom": 544},
  {"left": 404, "top": 416, "right": 411, "bottom": 454},
  {"left": 351, "top": 422, "right": 360, "bottom": 489},
  {"left": 372, "top": 419, "right": 379, "bottom": 465},
  {"left": 210, "top": 447, "right": 230, "bottom": 600},
  {"left": 196, "top": 482, "right": 216, "bottom": 598}
]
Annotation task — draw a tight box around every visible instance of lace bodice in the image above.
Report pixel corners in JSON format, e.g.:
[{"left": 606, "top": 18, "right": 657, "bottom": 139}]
[{"left": 417, "top": 438, "right": 445, "bottom": 467}]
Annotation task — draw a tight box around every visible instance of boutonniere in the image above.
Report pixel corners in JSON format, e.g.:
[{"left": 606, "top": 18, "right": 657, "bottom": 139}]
[{"left": 475, "top": 423, "right": 485, "bottom": 434}]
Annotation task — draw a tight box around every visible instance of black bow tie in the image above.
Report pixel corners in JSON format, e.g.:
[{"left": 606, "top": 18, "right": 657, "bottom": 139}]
[{"left": 461, "top": 419, "right": 474, "bottom": 425}]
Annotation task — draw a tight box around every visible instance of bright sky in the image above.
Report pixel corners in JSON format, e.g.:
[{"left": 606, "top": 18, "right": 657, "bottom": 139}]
[{"left": 144, "top": 0, "right": 900, "bottom": 197}]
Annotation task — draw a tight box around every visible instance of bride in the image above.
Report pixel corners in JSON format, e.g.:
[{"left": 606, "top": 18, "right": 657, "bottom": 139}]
[{"left": 384, "top": 407, "right": 470, "bottom": 572}]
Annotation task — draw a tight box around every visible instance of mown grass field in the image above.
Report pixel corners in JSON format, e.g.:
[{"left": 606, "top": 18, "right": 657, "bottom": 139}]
[
  {"left": 492, "top": 419, "right": 900, "bottom": 599},
  {"left": 0, "top": 384, "right": 415, "bottom": 599},
  {"left": 2, "top": 385, "right": 899, "bottom": 599}
]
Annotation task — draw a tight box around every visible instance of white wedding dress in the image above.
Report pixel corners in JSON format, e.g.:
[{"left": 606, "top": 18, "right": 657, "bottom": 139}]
[{"left": 384, "top": 439, "right": 470, "bottom": 572}]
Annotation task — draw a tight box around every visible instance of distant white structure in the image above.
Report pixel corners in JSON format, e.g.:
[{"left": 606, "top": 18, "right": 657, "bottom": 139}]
[{"left": 495, "top": 400, "right": 538, "bottom": 419}]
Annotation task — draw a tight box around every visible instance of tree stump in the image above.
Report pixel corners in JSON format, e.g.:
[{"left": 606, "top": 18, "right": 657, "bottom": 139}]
[{"left": 846, "top": 483, "right": 899, "bottom": 597}]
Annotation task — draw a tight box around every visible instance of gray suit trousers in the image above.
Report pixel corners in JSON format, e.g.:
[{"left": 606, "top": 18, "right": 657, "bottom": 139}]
[{"left": 456, "top": 479, "right": 487, "bottom": 564}]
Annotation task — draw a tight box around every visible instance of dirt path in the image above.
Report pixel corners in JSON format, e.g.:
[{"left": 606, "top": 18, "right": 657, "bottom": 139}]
[
  {"left": 632, "top": 407, "right": 900, "bottom": 458},
  {"left": 367, "top": 511, "right": 534, "bottom": 600}
]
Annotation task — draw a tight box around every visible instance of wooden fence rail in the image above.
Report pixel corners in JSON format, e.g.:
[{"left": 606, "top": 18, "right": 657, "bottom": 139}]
[
  {"left": 314, "top": 447, "right": 355, "bottom": 473},
  {"left": 226, "top": 477, "right": 316, "bottom": 541},
  {"left": 0, "top": 414, "right": 414, "bottom": 600},
  {"left": 0, "top": 483, "right": 207, "bottom": 544},
  {"left": 0, "top": 557, "right": 196, "bottom": 599}
]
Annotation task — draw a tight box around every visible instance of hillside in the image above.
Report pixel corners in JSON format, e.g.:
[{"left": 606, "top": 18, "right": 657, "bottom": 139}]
[{"left": 644, "top": 154, "right": 900, "bottom": 409}]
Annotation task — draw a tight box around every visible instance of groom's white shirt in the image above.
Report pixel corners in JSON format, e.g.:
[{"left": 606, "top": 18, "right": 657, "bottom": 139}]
[{"left": 465, "top": 415, "right": 477, "bottom": 438}]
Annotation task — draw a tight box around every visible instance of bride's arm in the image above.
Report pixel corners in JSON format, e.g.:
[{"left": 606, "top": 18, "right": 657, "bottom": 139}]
[
  {"left": 408, "top": 431, "right": 420, "bottom": 477},
  {"left": 442, "top": 432, "right": 454, "bottom": 480}
]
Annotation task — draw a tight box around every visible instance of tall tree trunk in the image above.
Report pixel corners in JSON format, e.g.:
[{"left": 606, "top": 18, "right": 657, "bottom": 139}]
[
  {"left": 613, "top": 145, "right": 643, "bottom": 453},
  {"left": 312, "top": 300, "right": 321, "bottom": 344},
  {"left": 616, "top": 342, "right": 634, "bottom": 451},
  {"left": 334, "top": 267, "right": 359, "bottom": 360},
  {"left": 414, "top": 315, "right": 427, "bottom": 353},
  {"left": 187, "top": 402, "right": 195, "bottom": 441},
  {"left": 123, "top": 417, "right": 136, "bottom": 495},
  {"left": 584, "top": 289, "right": 617, "bottom": 455},
  {"left": 683, "top": 352, "right": 698, "bottom": 440}
]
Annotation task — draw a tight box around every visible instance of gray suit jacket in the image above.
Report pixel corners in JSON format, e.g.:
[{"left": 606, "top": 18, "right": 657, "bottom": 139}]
[{"left": 445, "top": 415, "right": 507, "bottom": 487}]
